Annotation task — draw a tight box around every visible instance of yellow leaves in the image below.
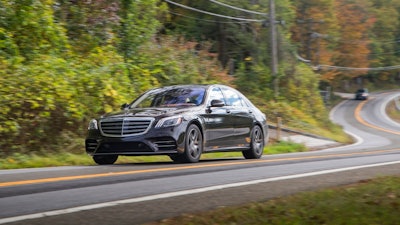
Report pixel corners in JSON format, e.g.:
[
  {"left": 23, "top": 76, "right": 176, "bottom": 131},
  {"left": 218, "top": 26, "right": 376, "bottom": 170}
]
[
  {"left": 26, "top": 99, "right": 41, "bottom": 109},
  {"left": 0, "top": 120, "right": 20, "bottom": 137},
  {"left": 104, "top": 83, "right": 118, "bottom": 97},
  {"left": 104, "top": 104, "right": 114, "bottom": 113}
]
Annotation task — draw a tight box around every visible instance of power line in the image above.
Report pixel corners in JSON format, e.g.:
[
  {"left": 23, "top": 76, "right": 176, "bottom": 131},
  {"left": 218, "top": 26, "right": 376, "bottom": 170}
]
[
  {"left": 208, "top": 0, "right": 267, "bottom": 16},
  {"left": 336, "top": 50, "right": 400, "bottom": 56},
  {"left": 300, "top": 33, "right": 400, "bottom": 45},
  {"left": 164, "top": 0, "right": 264, "bottom": 22},
  {"left": 336, "top": 39, "right": 400, "bottom": 44},
  {"left": 168, "top": 10, "right": 250, "bottom": 24},
  {"left": 316, "top": 64, "right": 400, "bottom": 71},
  {"left": 294, "top": 52, "right": 311, "bottom": 63},
  {"left": 294, "top": 50, "right": 400, "bottom": 71},
  {"left": 325, "top": 37, "right": 400, "bottom": 45}
]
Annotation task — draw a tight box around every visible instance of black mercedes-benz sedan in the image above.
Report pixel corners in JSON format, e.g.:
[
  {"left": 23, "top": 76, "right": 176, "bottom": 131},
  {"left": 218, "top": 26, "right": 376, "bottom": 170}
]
[{"left": 85, "top": 84, "right": 269, "bottom": 164}]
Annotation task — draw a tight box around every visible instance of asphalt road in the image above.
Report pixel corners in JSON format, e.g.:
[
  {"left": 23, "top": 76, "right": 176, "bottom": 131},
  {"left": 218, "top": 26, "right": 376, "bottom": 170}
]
[{"left": 1, "top": 91, "right": 400, "bottom": 225}]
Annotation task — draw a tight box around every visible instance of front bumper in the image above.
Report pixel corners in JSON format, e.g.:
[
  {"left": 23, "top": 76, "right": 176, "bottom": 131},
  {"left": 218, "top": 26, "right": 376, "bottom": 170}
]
[{"left": 85, "top": 126, "right": 186, "bottom": 156}]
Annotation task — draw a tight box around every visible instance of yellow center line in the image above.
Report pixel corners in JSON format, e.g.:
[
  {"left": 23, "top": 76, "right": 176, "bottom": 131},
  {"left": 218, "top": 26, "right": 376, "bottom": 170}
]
[
  {"left": 1, "top": 148, "right": 400, "bottom": 187},
  {"left": 355, "top": 99, "right": 400, "bottom": 135}
]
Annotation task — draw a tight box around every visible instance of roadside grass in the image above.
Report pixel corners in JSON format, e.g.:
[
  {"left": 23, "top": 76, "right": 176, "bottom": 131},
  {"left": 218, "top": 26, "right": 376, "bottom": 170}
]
[
  {"left": 0, "top": 152, "right": 95, "bottom": 169},
  {"left": 264, "top": 140, "right": 307, "bottom": 154},
  {"left": 146, "top": 176, "right": 400, "bottom": 225},
  {"left": 386, "top": 100, "right": 400, "bottom": 123},
  {"left": 0, "top": 141, "right": 306, "bottom": 169}
]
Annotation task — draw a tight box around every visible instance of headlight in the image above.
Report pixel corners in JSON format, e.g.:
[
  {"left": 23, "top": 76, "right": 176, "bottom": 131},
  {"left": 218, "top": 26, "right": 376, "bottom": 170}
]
[
  {"left": 155, "top": 116, "right": 183, "bottom": 128},
  {"left": 88, "top": 119, "right": 98, "bottom": 130}
]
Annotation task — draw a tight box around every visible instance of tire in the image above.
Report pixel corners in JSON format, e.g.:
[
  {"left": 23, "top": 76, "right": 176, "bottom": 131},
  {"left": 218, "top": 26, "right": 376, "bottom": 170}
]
[
  {"left": 169, "top": 154, "right": 184, "bottom": 163},
  {"left": 179, "top": 124, "right": 203, "bottom": 163},
  {"left": 242, "top": 125, "right": 264, "bottom": 159},
  {"left": 93, "top": 155, "right": 118, "bottom": 165}
]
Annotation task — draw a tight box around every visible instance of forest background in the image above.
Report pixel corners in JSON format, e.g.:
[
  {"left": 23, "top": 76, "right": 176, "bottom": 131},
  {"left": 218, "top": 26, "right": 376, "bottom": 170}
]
[{"left": 1, "top": 0, "right": 400, "bottom": 157}]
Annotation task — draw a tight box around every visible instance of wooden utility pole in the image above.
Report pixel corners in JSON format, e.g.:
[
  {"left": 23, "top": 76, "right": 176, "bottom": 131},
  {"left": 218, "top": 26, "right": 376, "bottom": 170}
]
[{"left": 270, "top": 0, "right": 279, "bottom": 98}]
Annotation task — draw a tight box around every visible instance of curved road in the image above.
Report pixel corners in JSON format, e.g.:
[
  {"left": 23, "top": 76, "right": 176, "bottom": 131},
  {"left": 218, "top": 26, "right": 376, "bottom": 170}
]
[{"left": 1, "top": 91, "right": 400, "bottom": 225}]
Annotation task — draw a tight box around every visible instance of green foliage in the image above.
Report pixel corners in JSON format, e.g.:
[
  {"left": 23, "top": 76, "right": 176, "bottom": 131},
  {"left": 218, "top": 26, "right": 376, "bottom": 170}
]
[
  {"left": 284, "top": 64, "right": 328, "bottom": 122},
  {"left": 0, "top": 152, "right": 94, "bottom": 169},
  {"left": 0, "top": 46, "right": 135, "bottom": 155},
  {"left": 73, "top": 45, "right": 134, "bottom": 114},
  {"left": 0, "top": 28, "right": 19, "bottom": 57},
  {"left": 118, "top": 0, "right": 164, "bottom": 62},
  {"left": 54, "top": 0, "right": 120, "bottom": 53},
  {"left": 138, "top": 36, "right": 232, "bottom": 86},
  {"left": 1, "top": 0, "right": 69, "bottom": 60},
  {"left": 233, "top": 62, "right": 274, "bottom": 101}
]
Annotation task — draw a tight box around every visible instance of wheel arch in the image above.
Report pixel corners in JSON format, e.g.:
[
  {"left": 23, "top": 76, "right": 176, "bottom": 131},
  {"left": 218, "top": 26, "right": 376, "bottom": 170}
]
[
  {"left": 253, "top": 121, "right": 269, "bottom": 146},
  {"left": 188, "top": 119, "right": 204, "bottom": 142}
]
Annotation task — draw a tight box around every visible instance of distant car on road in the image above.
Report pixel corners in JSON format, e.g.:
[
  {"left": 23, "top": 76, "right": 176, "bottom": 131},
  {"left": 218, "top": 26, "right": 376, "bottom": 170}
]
[
  {"left": 85, "top": 84, "right": 269, "bottom": 164},
  {"left": 355, "top": 88, "right": 369, "bottom": 100}
]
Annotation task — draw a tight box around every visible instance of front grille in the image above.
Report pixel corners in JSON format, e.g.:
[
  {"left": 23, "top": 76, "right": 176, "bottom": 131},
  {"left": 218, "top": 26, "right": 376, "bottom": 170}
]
[{"left": 100, "top": 117, "right": 154, "bottom": 137}]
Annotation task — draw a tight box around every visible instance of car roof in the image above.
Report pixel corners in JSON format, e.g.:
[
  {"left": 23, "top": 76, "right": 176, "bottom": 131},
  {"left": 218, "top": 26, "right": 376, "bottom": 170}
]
[{"left": 153, "top": 84, "right": 229, "bottom": 90}]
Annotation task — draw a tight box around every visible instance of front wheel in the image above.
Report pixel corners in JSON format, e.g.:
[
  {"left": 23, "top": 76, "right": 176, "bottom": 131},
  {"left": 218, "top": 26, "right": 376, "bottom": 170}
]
[
  {"left": 173, "top": 124, "right": 203, "bottom": 163},
  {"left": 93, "top": 155, "right": 118, "bottom": 165},
  {"left": 242, "top": 125, "right": 264, "bottom": 159}
]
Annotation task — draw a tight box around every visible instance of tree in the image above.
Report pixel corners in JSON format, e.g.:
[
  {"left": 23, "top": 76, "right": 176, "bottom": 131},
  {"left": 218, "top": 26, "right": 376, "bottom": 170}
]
[
  {"left": 290, "top": 0, "right": 339, "bottom": 82},
  {"left": 54, "top": 0, "right": 120, "bottom": 53},
  {"left": 367, "top": 0, "right": 400, "bottom": 84},
  {"left": 1, "top": 0, "right": 68, "bottom": 60},
  {"left": 118, "top": 0, "right": 164, "bottom": 62},
  {"left": 332, "top": 0, "right": 374, "bottom": 84}
]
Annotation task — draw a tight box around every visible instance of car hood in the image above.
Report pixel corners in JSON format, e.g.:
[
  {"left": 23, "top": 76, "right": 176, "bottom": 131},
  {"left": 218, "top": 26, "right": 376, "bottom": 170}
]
[{"left": 101, "top": 107, "right": 193, "bottom": 119}]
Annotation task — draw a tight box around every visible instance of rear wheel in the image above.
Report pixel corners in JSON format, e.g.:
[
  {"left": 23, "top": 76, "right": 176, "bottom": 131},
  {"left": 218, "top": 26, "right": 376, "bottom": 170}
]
[
  {"left": 242, "top": 125, "right": 264, "bottom": 159},
  {"left": 93, "top": 155, "right": 118, "bottom": 165},
  {"left": 171, "top": 124, "right": 203, "bottom": 163}
]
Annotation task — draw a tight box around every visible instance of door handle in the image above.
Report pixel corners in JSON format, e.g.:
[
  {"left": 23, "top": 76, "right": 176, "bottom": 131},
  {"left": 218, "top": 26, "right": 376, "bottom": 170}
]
[{"left": 226, "top": 109, "right": 231, "bottom": 113}]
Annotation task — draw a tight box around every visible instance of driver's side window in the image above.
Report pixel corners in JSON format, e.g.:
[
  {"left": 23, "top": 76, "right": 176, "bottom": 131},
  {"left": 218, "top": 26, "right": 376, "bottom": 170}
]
[{"left": 208, "top": 87, "right": 226, "bottom": 105}]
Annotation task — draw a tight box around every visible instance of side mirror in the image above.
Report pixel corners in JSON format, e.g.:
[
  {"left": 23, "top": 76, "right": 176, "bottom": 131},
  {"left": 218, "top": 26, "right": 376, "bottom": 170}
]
[
  {"left": 121, "top": 103, "right": 129, "bottom": 110},
  {"left": 206, "top": 99, "right": 225, "bottom": 113},
  {"left": 210, "top": 99, "right": 225, "bottom": 107}
]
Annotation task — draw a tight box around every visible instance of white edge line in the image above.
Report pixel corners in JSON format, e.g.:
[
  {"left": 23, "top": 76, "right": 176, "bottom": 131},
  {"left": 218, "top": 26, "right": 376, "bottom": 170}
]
[{"left": 1, "top": 160, "right": 400, "bottom": 224}]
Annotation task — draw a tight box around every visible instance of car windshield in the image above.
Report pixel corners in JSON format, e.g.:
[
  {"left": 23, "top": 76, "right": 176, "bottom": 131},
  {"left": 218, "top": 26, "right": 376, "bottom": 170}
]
[{"left": 129, "top": 87, "right": 206, "bottom": 108}]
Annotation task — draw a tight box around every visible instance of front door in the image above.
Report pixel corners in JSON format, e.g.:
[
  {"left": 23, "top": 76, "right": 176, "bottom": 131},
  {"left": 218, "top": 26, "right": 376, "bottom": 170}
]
[{"left": 203, "top": 87, "right": 234, "bottom": 150}]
